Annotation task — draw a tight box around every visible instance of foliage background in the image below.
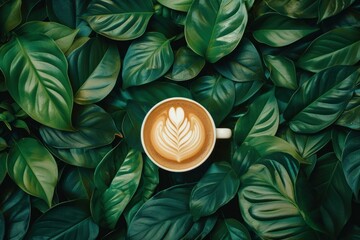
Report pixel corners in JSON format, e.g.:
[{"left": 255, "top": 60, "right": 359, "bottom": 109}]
[{"left": 0, "top": 0, "right": 360, "bottom": 239}]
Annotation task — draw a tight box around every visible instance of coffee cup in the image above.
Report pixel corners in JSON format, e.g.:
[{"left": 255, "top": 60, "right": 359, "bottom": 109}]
[{"left": 141, "top": 97, "right": 232, "bottom": 172}]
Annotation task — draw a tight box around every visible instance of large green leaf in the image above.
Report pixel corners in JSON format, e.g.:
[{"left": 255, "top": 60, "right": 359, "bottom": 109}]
[
  {"left": 284, "top": 66, "right": 359, "bottom": 133},
  {"left": 233, "top": 80, "right": 264, "bottom": 106},
  {"left": 16, "top": 21, "right": 79, "bottom": 53},
  {"left": 91, "top": 143, "right": 143, "bottom": 229},
  {"left": 331, "top": 128, "right": 350, "bottom": 160},
  {"left": 83, "top": 0, "right": 154, "bottom": 40},
  {"left": 297, "top": 27, "right": 360, "bottom": 72},
  {"left": 252, "top": 13, "right": 318, "bottom": 47},
  {"left": 310, "top": 153, "right": 352, "bottom": 237},
  {"left": 185, "top": 0, "right": 247, "bottom": 63},
  {"left": 0, "top": 0, "right": 21, "bottom": 33},
  {"left": 7, "top": 138, "right": 58, "bottom": 206},
  {"left": 0, "top": 152, "right": 6, "bottom": 184},
  {"left": 122, "top": 32, "right": 174, "bottom": 88},
  {"left": 231, "top": 144, "right": 260, "bottom": 177},
  {"left": 264, "top": 0, "right": 318, "bottom": 19},
  {"left": 27, "top": 200, "right": 99, "bottom": 239},
  {"left": 336, "top": 94, "right": 360, "bottom": 130},
  {"left": 234, "top": 90, "right": 279, "bottom": 145},
  {"left": 191, "top": 75, "right": 235, "bottom": 125},
  {"left": 0, "top": 34, "right": 73, "bottom": 130},
  {"left": 157, "top": 0, "right": 193, "bottom": 12},
  {"left": 190, "top": 162, "right": 240, "bottom": 220},
  {"left": 215, "top": 38, "right": 264, "bottom": 82},
  {"left": 39, "top": 104, "right": 118, "bottom": 149},
  {"left": 318, "top": 0, "right": 356, "bottom": 21},
  {"left": 210, "top": 218, "right": 251, "bottom": 240},
  {"left": 68, "top": 37, "right": 120, "bottom": 104}
]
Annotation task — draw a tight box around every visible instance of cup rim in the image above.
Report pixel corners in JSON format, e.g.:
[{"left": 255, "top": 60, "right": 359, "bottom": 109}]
[{"left": 140, "top": 97, "right": 217, "bottom": 172}]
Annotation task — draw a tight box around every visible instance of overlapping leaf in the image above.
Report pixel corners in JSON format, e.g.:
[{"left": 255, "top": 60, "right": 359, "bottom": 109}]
[
  {"left": 157, "top": 0, "right": 193, "bottom": 12},
  {"left": 59, "top": 167, "right": 95, "bottom": 200},
  {"left": 0, "top": 0, "right": 21, "bottom": 33},
  {"left": 264, "top": 55, "right": 297, "bottom": 90},
  {"left": 318, "top": 0, "right": 356, "bottom": 21},
  {"left": 210, "top": 218, "right": 251, "bottom": 240},
  {"left": 264, "top": 0, "right": 318, "bottom": 19}
]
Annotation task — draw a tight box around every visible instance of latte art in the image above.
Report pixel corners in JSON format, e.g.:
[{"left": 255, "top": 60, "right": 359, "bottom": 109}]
[{"left": 151, "top": 107, "right": 205, "bottom": 162}]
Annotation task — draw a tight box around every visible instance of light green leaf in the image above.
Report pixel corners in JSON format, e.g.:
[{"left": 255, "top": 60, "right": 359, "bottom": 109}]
[
  {"left": 7, "top": 138, "right": 58, "bottom": 206},
  {"left": 264, "top": 55, "right": 298, "bottom": 90},
  {"left": 0, "top": 0, "right": 21, "bottom": 33},
  {"left": 211, "top": 218, "right": 251, "bottom": 240},
  {"left": 318, "top": 0, "right": 356, "bottom": 21},
  {"left": 0, "top": 34, "right": 73, "bottom": 130},
  {"left": 83, "top": 0, "right": 154, "bottom": 40},
  {"left": 336, "top": 94, "right": 360, "bottom": 130},
  {"left": 157, "top": 0, "right": 193, "bottom": 12},
  {"left": 185, "top": 0, "right": 248, "bottom": 63},
  {"left": 264, "top": 0, "right": 318, "bottom": 19},
  {"left": 122, "top": 32, "right": 174, "bottom": 88}
]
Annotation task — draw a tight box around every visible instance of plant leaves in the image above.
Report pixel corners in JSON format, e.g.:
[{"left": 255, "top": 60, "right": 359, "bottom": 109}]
[
  {"left": 318, "top": 0, "right": 356, "bottom": 21},
  {"left": 231, "top": 144, "right": 260, "bottom": 177},
  {"left": 0, "top": 151, "right": 6, "bottom": 184},
  {"left": 157, "top": 0, "right": 193, "bottom": 12},
  {"left": 234, "top": 90, "right": 279, "bottom": 145},
  {"left": 190, "top": 162, "right": 240, "bottom": 220},
  {"left": 297, "top": 27, "right": 360, "bottom": 72},
  {"left": 252, "top": 13, "right": 319, "bottom": 47},
  {"left": 0, "top": 34, "right": 73, "bottom": 130},
  {"left": 0, "top": 0, "right": 21, "bottom": 33},
  {"left": 185, "top": 0, "right": 248, "bottom": 63},
  {"left": 336, "top": 94, "right": 360, "bottom": 130},
  {"left": 264, "top": 0, "right": 318, "bottom": 19},
  {"left": 7, "top": 138, "right": 58, "bottom": 206},
  {"left": 210, "top": 218, "right": 251, "bottom": 240},
  {"left": 122, "top": 32, "right": 174, "bottom": 88},
  {"left": 332, "top": 128, "right": 350, "bottom": 160},
  {"left": 83, "top": 0, "right": 154, "bottom": 40},
  {"left": 191, "top": 75, "right": 235, "bottom": 125},
  {"left": 68, "top": 37, "right": 120, "bottom": 104},
  {"left": 27, "top": 200, "right": 99, "bottom": 239},
  {"left": 233, "top": 80, "right": 264, "bottom": 106},
  {"left": 284, "top": 66, "right": 359, "bottom": 133}
]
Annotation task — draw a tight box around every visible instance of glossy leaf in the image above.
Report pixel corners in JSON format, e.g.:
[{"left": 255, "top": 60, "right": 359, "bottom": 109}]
[
  {"left": 264, "top": 0, "right": 318, "bottom": 19},
  {"left": 0, "top": 0, "right": 21, "bottom": 33},
  {"left": 27, "top": 200, "right": 99, "bottom": 239},
  {"left": 264, "top": 55, "right": 298, "bottom": 90},
  {"left": 234, "top": 90, "right": 279, "bottom": 145},
  {"left": 297, "top": 27, "right": 360, "bottom": 72},
  {"left": 191, "top": 75, "right": 235, "bottom": 125},
  {"left": 83, "top": 0, "right": 154, "bottom": 40},
  {"left": 39, "top": 104, "right": 118, "bottom": 149},
  {"left": 68, "top": 38, "right": 120, "bottom": 104},
  {"left": 215, "top": 38, "right": 264, "bottom": 82},
  {"left": 157, "top": 0, "right": 193, "bottom": 12},
  {"left": 310, "top": 153, "right": 352, "bottom": 237},
  {"left": 332, "top": 128, "right": 350, "bottom": 160},
  {"left": 318, "top": 0, "right": 356, "bottom": 21},
  {"left": 190, "top": 162, "right": 240, "bottom": 220},
  {"left": 0, "top": 152, "right": 6, "bottom": 184},
  {"left": 233, "top": 80, "right": 264, "bottom": 106},
  {"left": 253, "top": 13, "right": 318, "bottom": 47},
  {"left": 7, "top": 138, "right": 58, "bottom": 206},
  {"left": 231, "top": 144, "right": 260, "bottom": 177},
  {"left": 122, "top": 32, "right": 174, "bottom": 88},
  {"left": 336, "top": 94, "right": 360, "bottom": 130},
  {"left": 0, "top": 34, "right": 73, "bottom": 130},
  {"left": 284, "top": 66, "right": 359, "bottom": 133},
  {"left": 211, "top": 218, "right": 251, "bottom": 240},
  {"left": 185, "top": 0, "right": 248, "bottom": 63}
]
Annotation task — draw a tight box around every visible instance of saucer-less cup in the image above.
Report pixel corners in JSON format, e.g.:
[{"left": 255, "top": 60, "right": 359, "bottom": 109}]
[{"left": 141, "top": 97, "right": 232, "bottom": 172}]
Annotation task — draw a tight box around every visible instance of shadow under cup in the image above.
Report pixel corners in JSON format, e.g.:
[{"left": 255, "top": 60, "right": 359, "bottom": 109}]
[{"left": 141, "top": 98, "right": 217, "bottom": 172}]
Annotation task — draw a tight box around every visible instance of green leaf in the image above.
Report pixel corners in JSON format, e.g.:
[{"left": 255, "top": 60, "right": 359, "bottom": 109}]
[
  {"left": 263, "top": 55, "right": 298, "bottom": 90},
  {"left": 39, "top": 104, "right": 118, "bottom": 149},
  {"left": 7, "top": 138, "right": 58, "bottom": 206},
  {"left": 16, "top": 21, "right": 79, "bottom": 53},
  {"left": 318, "top": 0, "right": 356, "bottom": 21},
  {"left": 234, "top": 90, "right": 279, "bottom": 145},
  {"left": 297, "top": 27, "right": 360, "bottom": 72},
  {"left": 332, "top": 128, "right": 350, "bottom": 160},
  {"left": 215, "top": 38, "right": 264, "bottom": 82},
  {"left": 157, "top": 0, "right": 193, "bottom": 12},
  {"left": 0, "top": 0, "right": 21, "bottom": 33},
  {"left": 210, "top": 218, "right": 251, "bottom": 240},
  {"left": 165, "top": 47, "right": 205, "bottom": 81},
  {"left": 310, "top": 153, "right": 352, "bottom": 237},
  {"left": 342, "top": 130, "right": 360, "bottom": 198},
  {"left": 191, "top": 75, "right": 235, "bottom": 125},
  {"left": 0, "top": 34, "right": 74, "bottom": 130},
  {"left": 0, "top": 137, "right": 6, "bottom": 151},
  {"left": 0, "top": 185, "right": 31, "bottom": 240},
  {"left": 91, "top": 143, "right": 143, "bottom": 229},
  {"left": 336, "top": 94, "right": 360, "bottom": 130},
  {"left": 122, "top": 32, "right": 174, "bottom": 88},
  {"left": 239, "top": 154, "right": 319, "bottom": 239},
  {"left": 264, "top": 0, "right": 318, "bottom": 19},
  {"left": 252, "top": 13, "right": 319, "bottom": 47},
  {"left": 185, "top": 0, "right": 247, "bottom": 63},
  {"left": 284, "top": 66, "right": 359, "bottom": 133},
  {"left": 0, "top": 152, "right": 6, "bottom": 184},
  {"left": 83, "top": 0, "right": 154, "bottom": 40},
  {"left": 68, "top": 37, "right": 120, "bottom": 105},
  {"left": 231, "top": 144, "right": 260, "bottom": 177},
  {"left": 27, "top": 200, "right": 99, "bottom": 239},
  {"left": 190, "top": 162, "right": 240, "bottom": 220},
  {"left": 233, "top": 80, "right": 264, "bottom": 106}
]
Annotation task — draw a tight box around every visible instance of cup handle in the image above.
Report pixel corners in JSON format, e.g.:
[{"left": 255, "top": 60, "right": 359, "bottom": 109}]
[{"left": 216, "top": 128, "right": 232, "bottom": 139}]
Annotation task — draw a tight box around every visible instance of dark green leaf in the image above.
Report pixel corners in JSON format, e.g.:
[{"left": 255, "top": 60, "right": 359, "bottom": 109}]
[
  {"left": 0, "top": 151, "right": 6, "bottom": 184},
  {"left": 211, "top": 218, "right": 251, "bottom": 240},
  {"left": 0, "top": 34, "right": 73, "bottom": 130},
  {"left": 190, "top": 162, "right": 240, "bottom": 220},
  {"left": 27, "top": 200, "right": 99, "bottom": 239},
  {"left": 332, "top": 128, "right": 350, "bottom": 160},
  {"left": 83, "top": 0, "right": 154, "bottom": 40},
  {"left": 264, "top": 55, "right": 298, "bottom": 90},
  {"left": 0, "top": 0, "right": 21, "bottom": 33},
  {"left": 7, "top": 138, "right": 58, "bottom": 206},
  {"left": 284, "top": 66, "right": 359, "bottom": 133},
  {"left": 233, "top": 80, "right": 264, "bottom": 106},
  {"left": 122, "top": 32, "right": 174, "bottom": 88},
  {"left": 191, "top": 75, "right": 235, "bottom": 125},
  {"left": 231, "top": 144, "right": 260, "bottom": 177},
  {"left": 336, "top": 94, "right": 360, "bottom": 130},
  {"left": 215, "top": 38, "right": 264, "bottom": 82},
  {"left": 341, "top": 225, "right": 360, "bottom": 240},
  {"left": 252, "top": 13, "right": 319, "bottom": 47},
  {"left": 0, "top": 213, "right": 3, "bottom": 240},
  {"left": 0, "top": 137, "right": 6, "bottom": 151},
  {"left": 157, "top": 0, "right": 193, "bottom": 12},
  {"left": 318, "top": 0, "right": 356, "bottom": 21},
  {"left": 264, "top": 0, "right": 318, "bottom": 19},
  {"left": 185, "top": 0, "right": 247, "bottom": 63},
  {"left": 297, "top": 27, "right": 360, "bottom": 72}
]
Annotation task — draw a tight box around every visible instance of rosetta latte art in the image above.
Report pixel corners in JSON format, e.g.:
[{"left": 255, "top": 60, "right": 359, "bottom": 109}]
[{"left": 151, "top": 106, "right": 205, "bottom": 162}]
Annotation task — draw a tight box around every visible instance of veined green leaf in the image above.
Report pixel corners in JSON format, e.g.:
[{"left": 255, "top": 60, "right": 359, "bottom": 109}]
[
  {"left": 264, "top": 55, "right": 298, "bottom": 90},
  {"left": 185, "top": 0, "right": 248, "bottom": 63},
  {"left": 0, "top": 34, "right": 73, "bottom": 130},
  {"left": 318, "top": 0, "right": 356, "bottom": 21},
  {"left": 210, "top": 218, "right": 251, "bottom": 240},
  {"left": 233, "top": 80, "right": 264, "bottom": 106},
  {"left": 231, "top": 144, "right": 260, "bottom": 177},
  {"left": 157, "top": 0, "right": 193, "bottom": 12},
  {"left": 336, "top": 94, "right": 360, "bottom": 130},
  {"left": 331, "top": 128, "right": 350, "bottom": 160},
  {"left": 264, "top": 0, "right": 318, "bottom": 19},
  {"left": 0, "top": 0, "right": 21, "bottom": 33}
]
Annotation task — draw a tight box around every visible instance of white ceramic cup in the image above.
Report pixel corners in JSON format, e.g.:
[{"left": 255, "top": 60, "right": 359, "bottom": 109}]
[{"left": 141, "top": 97, "right": 232, "bottom": 172}]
